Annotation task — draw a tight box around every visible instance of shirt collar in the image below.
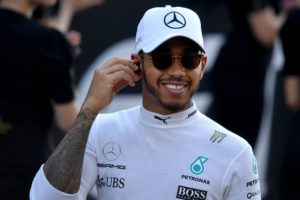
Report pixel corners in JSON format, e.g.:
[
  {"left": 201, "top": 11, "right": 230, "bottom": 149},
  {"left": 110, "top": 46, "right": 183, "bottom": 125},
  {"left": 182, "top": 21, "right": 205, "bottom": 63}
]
[{"left": 139, "top": 101, "right": 199, "bottom": 127}]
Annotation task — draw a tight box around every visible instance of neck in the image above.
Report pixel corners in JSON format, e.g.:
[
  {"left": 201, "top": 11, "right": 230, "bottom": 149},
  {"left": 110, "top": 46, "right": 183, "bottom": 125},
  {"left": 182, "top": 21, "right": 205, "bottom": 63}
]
[{"left": 0, "top": 0, "right": 35, "bottom": 18}]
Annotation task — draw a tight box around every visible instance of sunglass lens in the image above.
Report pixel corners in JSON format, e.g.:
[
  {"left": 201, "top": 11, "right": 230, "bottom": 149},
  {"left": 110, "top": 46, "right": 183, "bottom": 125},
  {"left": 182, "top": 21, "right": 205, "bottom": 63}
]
[
  {"left": 182, "top": 54, "right": 200, "bottom": 69},
  {"left": 152, "top": 54, "right": 172, "bottom": 70}
]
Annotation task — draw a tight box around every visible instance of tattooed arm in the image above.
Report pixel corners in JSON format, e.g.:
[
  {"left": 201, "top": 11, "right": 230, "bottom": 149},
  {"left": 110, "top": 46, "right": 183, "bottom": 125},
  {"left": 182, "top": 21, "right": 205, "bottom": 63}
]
[
  {"left": 30, "top": 57, "right": 140, "bottom": 196},
  {"left": 43, "top": 107, "right": 97, "bottom": 193}
]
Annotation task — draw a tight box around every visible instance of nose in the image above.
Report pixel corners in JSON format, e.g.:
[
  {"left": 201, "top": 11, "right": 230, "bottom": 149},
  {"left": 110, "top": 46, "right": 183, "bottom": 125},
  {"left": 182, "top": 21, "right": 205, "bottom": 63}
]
[{"left": 167, "top": 56, "right": 185, "bottom": 77}]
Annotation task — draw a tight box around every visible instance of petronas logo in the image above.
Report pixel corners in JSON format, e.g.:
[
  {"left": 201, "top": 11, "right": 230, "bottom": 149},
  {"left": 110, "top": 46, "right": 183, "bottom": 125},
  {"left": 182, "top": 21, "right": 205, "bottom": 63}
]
[
  {"left": 253, "top": 155, "right": 258, "bottom": 174},
  {"left": 190, "top": 156, "right": 208, "bottom": 175}
]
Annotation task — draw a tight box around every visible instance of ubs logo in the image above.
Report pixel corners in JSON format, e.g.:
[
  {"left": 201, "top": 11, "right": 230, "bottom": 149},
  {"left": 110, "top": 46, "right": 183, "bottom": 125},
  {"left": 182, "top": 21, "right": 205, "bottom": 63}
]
[
  {"left": 97, "top": 175, "right": 125, "bottom": 189},
  {"left": 164, "top": 11, "right": 186, "bottom": 29},
  {"left": 103, "top": 142, "right": 121, "bottom": 161}
]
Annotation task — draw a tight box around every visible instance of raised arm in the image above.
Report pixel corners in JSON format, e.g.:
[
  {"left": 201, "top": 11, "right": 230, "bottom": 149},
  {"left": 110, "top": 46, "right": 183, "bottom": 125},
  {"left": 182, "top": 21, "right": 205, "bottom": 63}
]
[
  {"left": 52, "top": 0, "right": 106, "bottom": 32},
  {"left": 40, "top": 57, "right": 140, "bottom": 194},
  {"left": 248, "top": 6, "right": 285, "bottom": 47}
]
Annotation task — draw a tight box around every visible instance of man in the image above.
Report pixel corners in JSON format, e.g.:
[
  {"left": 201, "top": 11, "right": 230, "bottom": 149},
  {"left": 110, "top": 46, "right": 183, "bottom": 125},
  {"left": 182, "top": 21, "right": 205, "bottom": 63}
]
[
  {"left": 30, "top": 5, "right": 261, "bottom": 200},
  {"left": 0, "top": 0, "right": 78, "bottom": 199},
  {"left": 277, "top": 0, "right": 300, "bottom": 199},
  {"left": 208, "top": 0, "right": 284, "bottom": 147}
]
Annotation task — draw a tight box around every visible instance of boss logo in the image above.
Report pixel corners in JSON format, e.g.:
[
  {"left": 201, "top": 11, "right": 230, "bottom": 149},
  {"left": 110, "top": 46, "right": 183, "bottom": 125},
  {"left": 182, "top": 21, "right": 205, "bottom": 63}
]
[{"left": 176, "top": 185, "right": 207, "bottom": 200}]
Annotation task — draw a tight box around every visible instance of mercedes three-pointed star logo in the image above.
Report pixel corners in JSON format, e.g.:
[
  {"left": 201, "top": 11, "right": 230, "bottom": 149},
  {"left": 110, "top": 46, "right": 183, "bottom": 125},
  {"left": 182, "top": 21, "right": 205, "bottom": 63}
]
[
  {"left": 103, "top": 142, "right": 121, "bottom": 161},
  {"left": 164, "top": 11, "right": 186, "bottom": 29}
]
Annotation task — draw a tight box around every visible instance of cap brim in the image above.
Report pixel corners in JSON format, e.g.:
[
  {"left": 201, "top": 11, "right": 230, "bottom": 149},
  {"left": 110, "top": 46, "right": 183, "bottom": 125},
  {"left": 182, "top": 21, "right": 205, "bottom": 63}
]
[{"left": 141, "top": 34, "right": 205, "bottom": 53}]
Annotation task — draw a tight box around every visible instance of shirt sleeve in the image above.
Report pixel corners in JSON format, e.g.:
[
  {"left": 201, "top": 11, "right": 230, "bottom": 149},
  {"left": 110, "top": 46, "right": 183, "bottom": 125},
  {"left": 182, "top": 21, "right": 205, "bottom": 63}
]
[
  {"left": 222, "top": 146, "right": 261, "bottom": 200},
  {"left": 40, "top": 28, "right": 76, "bottom": 104},
  {"left": 30, "top": 131, "right": 98, "bottom": 200},
  {"left": 280, "top": 10, "right": 300, "bottom": 76}
]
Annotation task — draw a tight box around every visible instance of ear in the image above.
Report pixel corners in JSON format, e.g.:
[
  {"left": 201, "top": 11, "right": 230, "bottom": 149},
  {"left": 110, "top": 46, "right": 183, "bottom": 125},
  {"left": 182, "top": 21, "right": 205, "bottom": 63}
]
[
  {"left": 199, "top": 55, "right": 207, "bottom": 80},
  {"left": 131, "top": 54, "right": 142, "bottom": 67},
  {"left": 131, "top": 54, "right": 141, "bottom": 64},
  {"left": 131, "top": 53, "right": 143, "bottom": 76}
]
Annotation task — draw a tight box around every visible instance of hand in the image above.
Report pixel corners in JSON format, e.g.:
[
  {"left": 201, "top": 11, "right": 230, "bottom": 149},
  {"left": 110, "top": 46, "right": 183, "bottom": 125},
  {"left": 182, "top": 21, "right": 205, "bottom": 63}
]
[
  {"left": 248, "top": 7, "right": 284, "bottom": 46},
  {"left": 62, "top": 0, "right": 106, "bottom": 13},
  {"left": 65, "top": 30, "right": 82, "bottom": 57},
  {"left": 284, "top": 76, "right": 300, "bottom": 111},
  {"left": 53, "top": 0, "right": 106, "bottom": 32},
  {"left": 81, "top": 57, "right": 141, "bottom": 113}
]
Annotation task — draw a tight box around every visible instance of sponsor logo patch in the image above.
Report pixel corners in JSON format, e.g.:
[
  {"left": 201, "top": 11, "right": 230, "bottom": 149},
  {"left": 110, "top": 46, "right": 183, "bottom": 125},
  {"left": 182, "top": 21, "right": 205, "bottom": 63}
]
[
  {"left": 97, "top": 163, "right": 126, "bottom": 170},
  {"left": 190, "top": 156, "right": 208, "bottom": 175},
  {"left": 247, "top": 190, "right": 260, "bottom": 199},
  {"left": 97, "top": 175, "right": 125, "bottom": 189},
  {"left": 252, "top": 155, "right": 258, "bottom": 174},
  {"left": 210, "top": 130, "right": 226, "bottom": 143},
  {"left": 181, "top": 174, "right": 210, "bottom": 185},
  {"left": 246, "top": 178, "right": 258, "bottom": 187},
  {"left": 103, "top": 142, "right": 122, "bottom": 161},
  {"left": 176, "top": 185, "right": 207, "bottom": 199}
]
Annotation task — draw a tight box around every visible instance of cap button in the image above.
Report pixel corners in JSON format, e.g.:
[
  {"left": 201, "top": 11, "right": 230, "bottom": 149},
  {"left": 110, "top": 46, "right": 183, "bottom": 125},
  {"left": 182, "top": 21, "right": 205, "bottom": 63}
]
[{"left": 165, "top": 5, "right": 172, "bottom": 8}]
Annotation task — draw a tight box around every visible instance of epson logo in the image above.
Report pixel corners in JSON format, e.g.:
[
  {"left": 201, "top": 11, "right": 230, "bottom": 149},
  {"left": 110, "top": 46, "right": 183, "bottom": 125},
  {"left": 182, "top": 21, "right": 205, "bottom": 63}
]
[{"left": 176, "top": 185, "right": 207, "bottom": 200}]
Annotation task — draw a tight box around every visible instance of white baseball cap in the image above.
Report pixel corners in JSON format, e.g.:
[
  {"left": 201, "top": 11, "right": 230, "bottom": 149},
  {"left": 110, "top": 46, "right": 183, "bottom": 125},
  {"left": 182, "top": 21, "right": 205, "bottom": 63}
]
[{"left": 135, "top": 5, "right": 205, "bottom": 53}]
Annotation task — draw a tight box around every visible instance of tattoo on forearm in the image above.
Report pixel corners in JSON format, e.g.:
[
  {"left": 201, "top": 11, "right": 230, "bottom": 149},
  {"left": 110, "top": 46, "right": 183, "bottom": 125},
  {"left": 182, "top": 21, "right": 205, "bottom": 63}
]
[{"left": 44, "top": 108, "right": 97, "bottom": 193}]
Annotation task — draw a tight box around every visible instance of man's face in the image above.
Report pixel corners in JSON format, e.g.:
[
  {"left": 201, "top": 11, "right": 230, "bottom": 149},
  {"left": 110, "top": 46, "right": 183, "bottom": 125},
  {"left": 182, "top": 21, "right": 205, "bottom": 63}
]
[{"left": 141, "top": 37, "right": 207, "bottom": 114}]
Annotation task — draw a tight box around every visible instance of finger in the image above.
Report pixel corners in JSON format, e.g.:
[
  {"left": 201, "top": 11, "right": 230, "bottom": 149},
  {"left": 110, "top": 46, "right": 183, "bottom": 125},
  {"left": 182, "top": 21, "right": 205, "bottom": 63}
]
[
  {"left": 103, "top": 65, "right": 139, "bottom": 84},
  {"left": 82, "top": 59, "right": 138, "bottom": 112},
  {"left": 66, "top": 31, "right": 81, "bottom": 46},
  {"left": 113, "top": 80, "right": 130, "bottom": 94},
  {"left": 101, "top": 59, "right": 140, "bottom": 82},
  {"left": 102, "top": 57, "right": 139, "bottom": 73},
  {"left": 93, "top": 68, "right": 135, "bottom": 93},
  {"left": 108, "top": 69, "right": 136, "bottom": 88}
]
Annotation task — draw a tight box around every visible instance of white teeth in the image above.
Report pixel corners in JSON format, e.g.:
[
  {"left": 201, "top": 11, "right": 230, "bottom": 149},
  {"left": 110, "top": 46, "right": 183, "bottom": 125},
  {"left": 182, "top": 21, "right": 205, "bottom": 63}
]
[{"left": 165, "top": 84, "right": 184, "bottom": 90}]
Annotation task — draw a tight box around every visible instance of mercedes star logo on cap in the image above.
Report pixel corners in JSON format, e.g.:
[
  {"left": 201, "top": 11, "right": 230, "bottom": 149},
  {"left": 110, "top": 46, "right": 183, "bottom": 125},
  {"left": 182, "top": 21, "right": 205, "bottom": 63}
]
[
  {"left": 103, "top": 142, "right": 121, "bottom": 161},
  {"left": 164, "top": 11, "right": 186, "bottom": 29}
]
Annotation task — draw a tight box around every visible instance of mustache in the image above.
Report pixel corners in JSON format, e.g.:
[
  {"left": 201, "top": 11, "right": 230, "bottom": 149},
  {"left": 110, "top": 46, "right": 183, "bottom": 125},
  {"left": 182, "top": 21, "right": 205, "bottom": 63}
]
[{"left": 159, "top": 78, "right": 191, "bottom": 86}]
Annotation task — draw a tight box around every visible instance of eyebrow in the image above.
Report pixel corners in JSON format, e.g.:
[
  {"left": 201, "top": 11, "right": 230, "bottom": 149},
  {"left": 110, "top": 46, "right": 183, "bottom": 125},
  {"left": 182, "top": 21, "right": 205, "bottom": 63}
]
[
  {"left": 184, "top": 47, "right": 200, "bottom": 52},
  {"left": 153, "top": 46, "right": 170, "bottom": 53}
]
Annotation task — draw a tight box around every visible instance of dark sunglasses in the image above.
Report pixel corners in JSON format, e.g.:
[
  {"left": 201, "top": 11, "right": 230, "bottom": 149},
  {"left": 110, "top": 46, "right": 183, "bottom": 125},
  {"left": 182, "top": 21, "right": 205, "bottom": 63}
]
[{"left": 142, "top": 52, "right": 203, "bottom": 70}]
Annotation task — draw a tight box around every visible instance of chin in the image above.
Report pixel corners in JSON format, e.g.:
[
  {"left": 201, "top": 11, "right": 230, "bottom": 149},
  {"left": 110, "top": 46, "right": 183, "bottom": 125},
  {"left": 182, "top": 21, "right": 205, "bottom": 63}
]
[{"left": 160, "top": 99, "right": 190, "bottom": 113}]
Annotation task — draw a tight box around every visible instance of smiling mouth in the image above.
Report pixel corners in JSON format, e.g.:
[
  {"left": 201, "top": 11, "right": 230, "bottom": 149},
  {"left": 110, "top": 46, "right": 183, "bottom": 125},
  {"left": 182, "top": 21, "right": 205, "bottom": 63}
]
[{"left": 164, "top": 83, "right": 185, "bottom": 90}]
